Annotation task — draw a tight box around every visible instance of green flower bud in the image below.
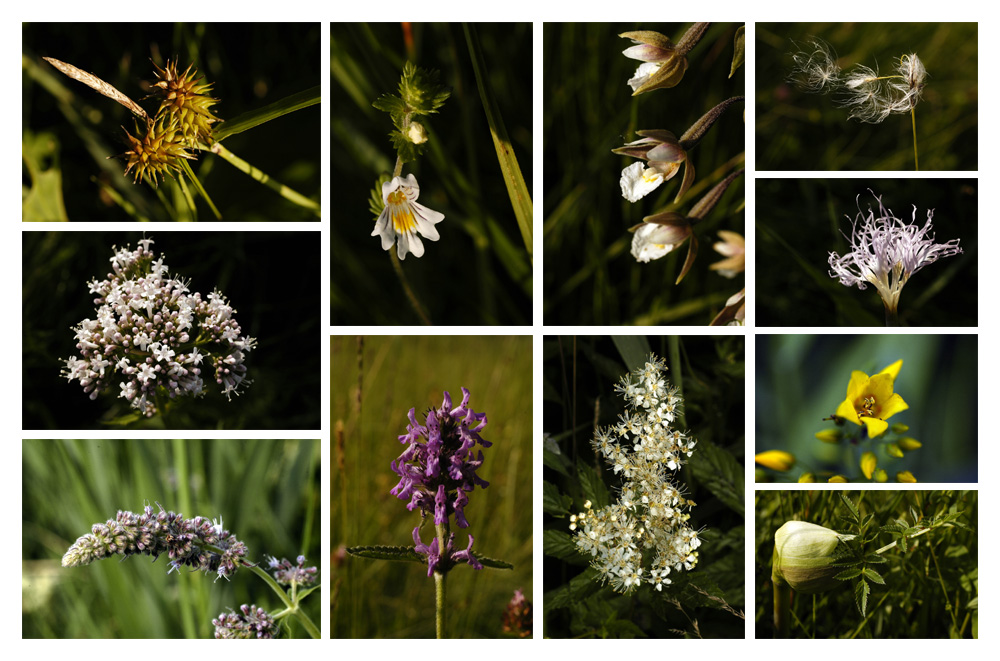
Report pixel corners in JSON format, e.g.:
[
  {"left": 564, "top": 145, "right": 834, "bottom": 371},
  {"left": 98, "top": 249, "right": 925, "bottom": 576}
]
[
  {"left": 772, "top": 521, "right": 855, "bottom": 594},
  {"left": 897, "top": 437, "right": 922, "bottom": 451}
]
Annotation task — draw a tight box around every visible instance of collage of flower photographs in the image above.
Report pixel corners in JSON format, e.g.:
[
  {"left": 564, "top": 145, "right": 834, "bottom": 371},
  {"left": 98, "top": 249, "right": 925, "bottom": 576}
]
[{"left": 17, "top": 13, "right": 982, "bottom": 652}]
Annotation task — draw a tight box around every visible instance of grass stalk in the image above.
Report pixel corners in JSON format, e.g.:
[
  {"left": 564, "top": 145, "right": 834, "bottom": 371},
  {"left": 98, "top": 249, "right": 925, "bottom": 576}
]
[
  {"left": 207, "top": 142, "right": 320, "bottom": 216},
  {"left": 911, "top": 106, "right": 920, "bottom": 171}
]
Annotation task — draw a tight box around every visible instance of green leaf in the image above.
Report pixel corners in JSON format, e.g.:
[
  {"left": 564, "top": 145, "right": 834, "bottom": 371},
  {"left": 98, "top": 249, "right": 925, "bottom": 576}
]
[
  {"left": 576, "top": 461, "right": 610, "bottom": 508},
  {"left": 398, "top": 61, "right": 451, "bottom": 115},
  {"left": 368, "top": 173, "right": 391, "bottom": 220},
  {"left": 295, "top": 585, "right": 320, "bottom": 602},
  {"left": 543, "top": 529, "right": 586, "bottom": 564},
  {"left": 544, "top": 568, "right": 604, "bottom": 612},
  {"left": 214, "top": 86, "right": 321, "bottom": 141},
  {"left": 346, "top": 545, "right": 424, "bottom": 563},
  {"left": 854, "top": 578, "right": 870, "bottom": 617},
  {"left": 543, "top": 480, "right": 574, "bottom": 517},
  {"left": 689, "top": 438, "right": 744, "bottom": 516},
  {"left": 729, "top": 26, "right": 745, "bottom": 78},
  {"left": 835, "top": 567, "right": 863, "bottom": 580},
  {"left": 22, "top": 131, "right": 68, "bottom": 221},
  {"left": 862, "top": 567, "right": 885, "bottom": 585},
  {"left": 474, "top": 554, "right": 514, "bottom": 570},
  {"left": 612, "top": 336, "right": 652, "bottom": 375},
  {"left": 372, "top": 93, "right": 406, "bottom": 115},
  {"left": 839, "top": 492, "right": 860, "bottom": 523}
]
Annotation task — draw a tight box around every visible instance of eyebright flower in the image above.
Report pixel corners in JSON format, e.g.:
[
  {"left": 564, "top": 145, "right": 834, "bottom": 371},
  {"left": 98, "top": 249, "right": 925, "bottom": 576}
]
[
  {"left": 371, "top": 174, "right": 445, "bottom": 260},
  {"left": 571, "top": 354, "right": 701, "bottom": 594},
  {"left": 62, "top": 503, "right": 248, "bottom": 581},
  {"left": 149, "top": 59, "right": 221, "bottom": 145},
  {"left": 390, "top": 388, "right": 490, "bottom": 530},
  {"left": 60, "top": 239, "right": 256, "bottom": 417},
  {"left": 213, "top": 604, "right": 279, "bottom": 639},
  {"left": 268, "top": 554, "right": 319, "bottom": 586},
  {"left": 828, "top": 192, "right": 962, "bottom": 318},
  {"left": 834, "top": 359, "right": 908, "bottom": 438}
]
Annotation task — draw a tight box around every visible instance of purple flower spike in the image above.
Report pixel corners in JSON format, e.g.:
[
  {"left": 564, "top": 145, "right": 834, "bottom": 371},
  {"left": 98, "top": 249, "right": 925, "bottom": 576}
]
[
  {"left": 390, "top": 388, "right": 490, "bottom": 530},
  {"left": 451, "top": 534, "right": 483, "bottom": 571}
]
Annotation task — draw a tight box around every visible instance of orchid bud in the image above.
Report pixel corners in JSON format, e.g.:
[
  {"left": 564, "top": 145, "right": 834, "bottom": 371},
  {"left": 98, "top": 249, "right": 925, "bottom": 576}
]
[{"left": 772, "top": 521, "right": 855, "bottom": 594}]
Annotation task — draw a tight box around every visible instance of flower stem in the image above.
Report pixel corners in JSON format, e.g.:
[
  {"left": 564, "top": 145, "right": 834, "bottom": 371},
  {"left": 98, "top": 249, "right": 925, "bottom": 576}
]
[
  {"left": 390, "top": 252, "right": 432, "bottom": 325},
  {"left": 883, "top": 302, "right": 899, "bottom": 327},
  {"left": 773, "top": 581, "right": 791, "bottom": 638},
  {"left": 435, "top": 520, "right": 448, "bottom": 639},
  {"left": 245, "top": 562, "right": 321, "bottom": 639},
  {"left": 911, "top": 107, "right": 919, "bottom": 171},
  {"left": 206, "top": 142, "right": 320, "bottom": 216}
]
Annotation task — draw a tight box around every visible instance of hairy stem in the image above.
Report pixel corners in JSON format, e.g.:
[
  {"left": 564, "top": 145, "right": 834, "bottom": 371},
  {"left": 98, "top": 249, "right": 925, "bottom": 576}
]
[{"left": 911, "top": 106, "right": 919, "bottom": 171}]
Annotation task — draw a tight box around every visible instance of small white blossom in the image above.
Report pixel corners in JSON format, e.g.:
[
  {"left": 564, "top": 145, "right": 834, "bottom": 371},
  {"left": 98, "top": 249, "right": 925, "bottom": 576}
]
[{"left": 371, "top": 174, "right": 445, "bottom": 260}]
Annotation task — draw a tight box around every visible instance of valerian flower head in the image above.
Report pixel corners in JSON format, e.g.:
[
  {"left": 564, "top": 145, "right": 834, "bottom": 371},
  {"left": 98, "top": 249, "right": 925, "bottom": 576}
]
[
  {"left": 62, "top": 503, "right": 248, "bottom": 581},
  {"left": 267, "top": 554, "right": 319, "bottom": 586},
  {"left": 828, "top": 192, "right": 962, "bottom": 317},
  {"left": 834, "top": 359, "right": 908, "bottom": 438},
  {"left": 60, "top": 239, "right": 256, "bottom": 417},
  {"left": 213, "top": 604, "right": 279, "bottom": 639},
  {"left": 571, "top": 354, "right": 701, "bottom": 594},
  {"left": 371, "top": 173, "right": 444, "bottom": 260},
  {"left": 390, "top": 388, "right": 490, "bottom": 530}
]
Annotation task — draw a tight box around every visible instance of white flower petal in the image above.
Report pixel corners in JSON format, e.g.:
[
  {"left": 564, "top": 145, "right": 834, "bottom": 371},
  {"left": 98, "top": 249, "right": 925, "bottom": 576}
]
[{"left": 620, "top": 162, "right": 663, "bottom": 203}]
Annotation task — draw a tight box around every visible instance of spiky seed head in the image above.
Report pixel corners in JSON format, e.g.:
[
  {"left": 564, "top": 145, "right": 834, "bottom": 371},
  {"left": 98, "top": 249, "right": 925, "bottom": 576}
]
[
  {"left": 120, "top": 116, "right": 196, "bottom": 187},
  {"left": 150, "top": 59, "right": 222, "bottom": 145}
]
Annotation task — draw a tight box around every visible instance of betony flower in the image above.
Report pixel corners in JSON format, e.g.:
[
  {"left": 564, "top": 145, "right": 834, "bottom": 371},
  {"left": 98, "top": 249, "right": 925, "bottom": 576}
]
[
  {"left": 371, "top": 173, "right": 444, "bottom": 260},
  {"left": 61, "top": 239, "right": 256, "bottom": 417},
  {"left": 828, "top": 191, "right": 962, "bottom": 323},
  {"left": 62, "top": 503, "right": 248, "bottom": 581},
  {"left": 411, "top": 527, "right": 483, "bottom": 577},
  {"left": 834, "top": 359, "right": 908, "bottom": 438}
]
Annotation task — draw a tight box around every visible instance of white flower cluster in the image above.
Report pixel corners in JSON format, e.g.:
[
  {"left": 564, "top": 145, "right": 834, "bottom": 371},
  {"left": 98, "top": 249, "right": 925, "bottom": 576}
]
[
  {"left": 61, "top": 239, "right": 257, "bottom": 417},
  {"left": 569, "top": 354, "right": 701, "bottom": 593}
]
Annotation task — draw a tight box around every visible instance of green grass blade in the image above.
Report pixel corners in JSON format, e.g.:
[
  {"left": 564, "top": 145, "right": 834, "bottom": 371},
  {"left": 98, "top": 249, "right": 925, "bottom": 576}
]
[
  {"left": 463, "top": 23, "right": 533, "bottom": 260},
  {"left": 208, "top": 143, "right": 320, "bottom": 217},
  {"left": 179, "top": 160, "right": 221, "bottom": 219},
  {"left": 213, "top": 86, "right": 321, "bottom": 141}
]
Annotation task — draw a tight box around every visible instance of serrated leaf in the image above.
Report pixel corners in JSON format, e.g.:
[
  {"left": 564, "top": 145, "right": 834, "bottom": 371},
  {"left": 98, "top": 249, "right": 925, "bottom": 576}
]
[
  {"left": 689, "top": 438, "right": 744, "bottom": 516},
  {"left": 474, "top": 553, "right": 514, "bottom": 570},
  {"left": 368, "top": 173, "right": 391, "bottom": 220},
  {"left": 544, "top": 568, "right": 604, "bottom": 612},
  {"left": 854, "top": 578, "right": 870, "bottom": 617},
  {"left": 543, "top": 443, "right": 572, "bottom": 478},
  {"left": 839, "top": 492, "right": 860, "bottom": 522},
  {"left": 729, "top": 26, "right": 745, "bottom": 78},
  {"left": 835, "top": 567, "right": 863, "bottom": 580},
  {"left": 543, "top": 480, "right": 574, "bottom": 517},
  {"left": 389, "top": 130, "right": 422, "bottom": 163},
  {"left": 576, "top": 461, "right": 610, "bottom": 509},
  {"left": 372, "top": 93, "right": 406, "bottom": 115},
  {"left": 862, "top": 567, "right": 885, "bottom": 585},
  {"left": 346, "top": 545, "right": 425, "bottom": 563},
  {"left": 544, "top": 529, "right": 586, "bottom": 563},
  {"left": 399, "top": 61, "right": 451, "bottom": 115},
  {"left": 863, "top": 553, "right": 888, "bottom": 564}
]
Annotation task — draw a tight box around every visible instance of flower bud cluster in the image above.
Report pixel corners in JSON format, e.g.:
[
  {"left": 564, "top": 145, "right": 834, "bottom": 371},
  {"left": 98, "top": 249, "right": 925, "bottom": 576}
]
[
  {"left": 570, "top": 354, "right": 701, "bottom": 593},
  {"left": 268, "top": 554, "right": 319, "bottom": 586},
  {"left": 61, "top": 239, "right": 256, "bottom": 417},
  {"left": 212, "top": 604, "right": 279, "bottom": 639},
  {"left": 62, "top": 503, "right": 248, "bottom": 581},
  {"left": 389, "top": 387, "right": 490, "bottom": 575}
]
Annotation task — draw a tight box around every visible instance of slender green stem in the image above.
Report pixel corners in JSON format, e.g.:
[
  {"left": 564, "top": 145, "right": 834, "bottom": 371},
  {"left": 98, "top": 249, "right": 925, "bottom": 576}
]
[
  {"left": 390, "top": 252, "right": 432, "bottom": 325},
  {"left": 928, "top": 543, "right": 960, "bottom": 633},
  {"left": 874, "top": 526, "right": 930, "bottom": 554},
  {"left": 245, "top": 563, "right": 321, "bottom": 639},
  {"left": 773, "top": 581, "right": 790, "bottom": 638},
  {"left": 435, "top": 520, "right": 449, "bottom": 638},
  {"left": 179, "top": 160, "right": 221, "bottom": 220},
  {"left": 911, "top": 106, "right": 919, "bottom": 171},
  {"left": 206, "top": 142, "right": 320, "bottom": 216}
]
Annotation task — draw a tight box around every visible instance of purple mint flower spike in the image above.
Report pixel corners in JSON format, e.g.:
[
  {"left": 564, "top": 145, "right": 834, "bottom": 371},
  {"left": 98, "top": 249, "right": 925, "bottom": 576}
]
[
  {"left": 390, "top": 388, "right": 490, "bottom": 530},
  {"left": 412, "top": 526, "right": 483, "bottom": 576}
]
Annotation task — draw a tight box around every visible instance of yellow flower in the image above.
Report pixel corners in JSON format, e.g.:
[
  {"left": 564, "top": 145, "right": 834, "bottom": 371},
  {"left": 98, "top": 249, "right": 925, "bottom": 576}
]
[
  {"left": 755, "top": 450, "right": 795, "bottom": 472},
  {"left": 860, "top": 451, "right": 877, "bottom": 479},
  {"left": 834, "top": 359, "right": 908, "bottom": 438},
  {"left": 896, "top": 470, "right": 917, "bottom": 483}
]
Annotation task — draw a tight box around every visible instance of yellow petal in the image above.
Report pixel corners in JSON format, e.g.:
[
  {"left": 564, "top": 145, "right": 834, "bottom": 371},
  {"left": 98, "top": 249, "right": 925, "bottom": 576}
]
[
  {"left": 836, "top": 398, "right": 861, "bottom": 425},
  {"left": 814, "top": 429, "right": 842, "bottom": 444},
  {"left": 845, "top": 370, "right": 870, "bottom": 400},
  {"left": 860, "top": 451, "right": 877, "bottom": 479},
  {"left": 878, "top": 359, "right": 903, "bottom": 381},
  {"left": 861, "top": 416, "right": 889, "bottom": 438},
  {"left": 868, "top": 373, "right": 895, "bottom": 402},
  {"left": 886, "top": 443, "right": 904, "bottom": 458},
  {"left": 874, "top": 469, "right": 888, "bottom": 483},
  {"left": 896, "top": 471, "right": 917, "bottom": 483},
  {"left": 755, "top": 450, "right": 796, "bottom": 472},
  {"left": 828, "top": 475, "right": 849, "bottom": 483},
  {"left": 798, "top": 472, "right": 816, "bottom": 483},
  {"left": 898, "top": 437, "right": 922, "bottom": 451},
  {"left": 880, "top": 393, "right": 909, "bottom": 419}
]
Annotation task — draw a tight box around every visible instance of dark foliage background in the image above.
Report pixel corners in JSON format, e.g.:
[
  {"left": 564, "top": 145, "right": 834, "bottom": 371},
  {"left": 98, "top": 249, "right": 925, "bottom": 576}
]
[
  {"left": 330, "top": 23, "right": 533, "bottom": 325},
  {"left": 23, "top": 22, "right": 321, "bottom": 221},
  {"left": 756, "top": 177, "right": 977, "bottom": 326},
  {"left": 543, "top": 335, "right": 745, "bottom": 638},
  {"left": 23, "top": 231, "right": 321, "bottom": 430}
]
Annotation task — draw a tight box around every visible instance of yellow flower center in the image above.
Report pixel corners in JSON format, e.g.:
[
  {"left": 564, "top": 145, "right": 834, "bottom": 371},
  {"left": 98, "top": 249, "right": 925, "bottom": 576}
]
[
  {"left": 387, "top": 189, "right": 417, "bottom": 233},
  {"left": 857, "top": 395, "right": 879, "bottom": 419}
]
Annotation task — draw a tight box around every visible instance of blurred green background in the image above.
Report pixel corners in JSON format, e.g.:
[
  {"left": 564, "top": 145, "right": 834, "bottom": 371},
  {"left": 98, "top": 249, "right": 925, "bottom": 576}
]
[
  {"left": 331, "top": 335, "right": 532, "bottom": 637},
  {"left": 756, "top": 334, "right": 977, "bottom": 482},
  {"left": 330, "top": 23, "right": 533, "bottom": 325},
  {"left": 23, "top": 231, "right": 321, "bottom": 430},
  {"left": 23, "top": 22, "right": 320, "bottom": 221},
  {"left": 756, "top": 177, "right": 977, "bottom": 326},
  {"left": 22, "top": 438, "right": 320, "bottom": 638},
  {"left": 543, "top": 335, "right": 745, "bottom": 638},
  {"left": 543, "top": 23, "right": 745, "bottom": 325},
  {"left": 755, "top": 490, "right": 978, "bottom": 638},
  {"left": 756, "top": 22, "right": 978, "bottom": 171}
]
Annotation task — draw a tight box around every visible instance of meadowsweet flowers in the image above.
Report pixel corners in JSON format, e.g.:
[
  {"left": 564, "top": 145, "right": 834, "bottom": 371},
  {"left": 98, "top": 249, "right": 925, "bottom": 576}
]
[
  {"left": 834, "top": 359, "right": 908, "bottom": 438},
  {"left": 390, "top": 387, "right": 490, "bottom": 575},
  {"left": 62, "top": 503, "right": 248, "bottom": 580},
  {"left": 569, "top": 354, "right": 701, "bottom": 594},
  {"left": 372, "top": 174, "right": 445, "bottom": 260},
  {"left": 828, "top": 192, "right": 962, "bottom": 324},
  {"left": 61, "top": 239, "right": 256, "bottom": 417}
]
